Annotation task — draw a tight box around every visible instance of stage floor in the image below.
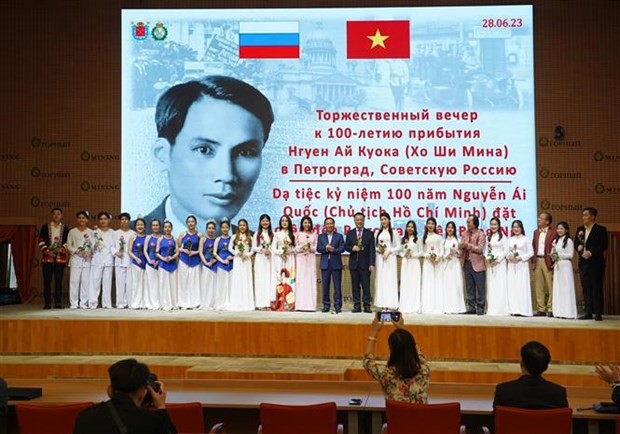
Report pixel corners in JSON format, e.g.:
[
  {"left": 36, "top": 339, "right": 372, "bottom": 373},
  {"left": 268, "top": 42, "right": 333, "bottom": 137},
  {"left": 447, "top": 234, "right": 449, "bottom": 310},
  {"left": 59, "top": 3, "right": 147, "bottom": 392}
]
[{"left": 1, "top": 304, "right": 618, "bottom": 329}]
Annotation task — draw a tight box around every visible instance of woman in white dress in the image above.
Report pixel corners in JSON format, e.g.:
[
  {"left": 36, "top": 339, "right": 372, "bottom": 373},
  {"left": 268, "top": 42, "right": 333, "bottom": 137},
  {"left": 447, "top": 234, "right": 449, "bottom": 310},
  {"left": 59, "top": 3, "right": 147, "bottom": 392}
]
[
  {"left": 271, "top": 215, "right": 296, "bottom": 311},
  {"left": 442, "top": 221, "right": 466, "bottom": 314},
  {"left": 213, "top": 219, "right": 233, "bottom": 310},
  {"left": 398, "top": 220, "right": 423, "bottom": 314},
  {"left": 252, "top": 214, "right": 274, "bottom": 310},
  {"left": 156, "top": 221, "right": 179, "bottom": 310},
  {"left": 142, "top": 219, "right": 162, "bottom": 310},
  {"left": 374, "top": 212, "right": 400, "bottom": 310},
  {"left": 89, "top": 212, "right": 116, "bottom": 309},
  {"left": 127, "top": 218, "right": 147, "bottom": 309},
  {"left": 551, "top": 221, "right": 577, "bottom": 319},
  {"left": 177, "top": 215, "right": 202, "bottom": 309},
  {"left": 198, "top": 220, "right": 218, "bottom": 310},
  {"left": 485, "top": 217, "right": 509, "bottom": 316},
  {"left": 295, "top": 216, "right": 318, "bottom": 311},
  {"left": 506, "top": 220, "right": 534, "bottom": 316},
  {"left": 227, "top": 219, "right": 255, "bottom": 310},
  {"left": 420, "top": 217, "right": 444, "bottom": 314},
  {"left": 66, "top": 211, "right": 93, "bottom": 309}
]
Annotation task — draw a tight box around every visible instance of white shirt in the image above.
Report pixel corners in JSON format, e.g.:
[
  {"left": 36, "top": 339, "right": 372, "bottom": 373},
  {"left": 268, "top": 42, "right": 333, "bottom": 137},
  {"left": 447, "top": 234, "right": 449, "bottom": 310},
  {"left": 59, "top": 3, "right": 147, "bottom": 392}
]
[{"left": 537, "top": 228, "right": 548, "bottom": 257}]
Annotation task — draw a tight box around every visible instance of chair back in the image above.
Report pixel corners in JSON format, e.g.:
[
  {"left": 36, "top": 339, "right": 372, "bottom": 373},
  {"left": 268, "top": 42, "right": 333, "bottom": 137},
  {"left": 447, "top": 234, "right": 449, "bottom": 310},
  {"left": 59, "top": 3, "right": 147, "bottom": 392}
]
[
  {"left": 166, "top": 402, "right": 206, "bottom": 434},
  {"left": 614, "top": 414, "right": 619, "bottom": 434},
  {"left": 385, "top": 401, "right": 461, "bottom": 434},
  {"left": 494, "top": 406, "right": 572, "bottom": 434},
  {"left": 259, "top": 402, "right": 338, "bottom": 434},
  {"left": 16, "top": 402, "right": 94, "bottom": 434}
]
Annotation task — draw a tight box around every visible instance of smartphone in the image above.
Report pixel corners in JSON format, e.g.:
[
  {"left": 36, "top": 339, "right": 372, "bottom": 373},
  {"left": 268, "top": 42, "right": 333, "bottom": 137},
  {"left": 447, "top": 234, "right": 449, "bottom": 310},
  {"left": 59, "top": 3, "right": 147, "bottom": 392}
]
[
  {"left": 376, "top": 311, "right": 401, "bottom": 322},
  {"left": 349, "top": 398, "right": 363, "bottom": 406}
]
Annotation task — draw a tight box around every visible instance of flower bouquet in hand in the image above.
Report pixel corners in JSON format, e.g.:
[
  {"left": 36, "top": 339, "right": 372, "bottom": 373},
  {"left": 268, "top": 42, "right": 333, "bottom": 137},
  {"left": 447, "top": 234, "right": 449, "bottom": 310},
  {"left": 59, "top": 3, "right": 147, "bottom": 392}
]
[
  {"left": 401, "top": 241, "right": 412, "bottom": 258},
  {"left": 356, "top": 237, "right": 364, "bottom": 251},
  {"left": 93, "top": 232, "right": 104, "bottom": 253},
  {"left": 576, "top": 231, "right": 585, "bottom": 252},
  {"left": 236, "top": 241, "right": 247, "bottom": 258},
  {"left": 510, "top": 243, "right": 520, "bottom": 262},
  {"left": 260, "top": 234, "right": 271, "bottom": 254},
  {"left": 429, "top": 246, "right": 438, "bottom": 264},
  {"left": 550, "top": 241, "right": 559, "bottom": 263},
  {"left": 377, "top": 242, "right": 387, "bottom": 256},
  {"left": 118, "top": 235, "right": 126, "bottom": 253},
  {"left": 486, "top": 245, "right": 497, "bottom": 264}
]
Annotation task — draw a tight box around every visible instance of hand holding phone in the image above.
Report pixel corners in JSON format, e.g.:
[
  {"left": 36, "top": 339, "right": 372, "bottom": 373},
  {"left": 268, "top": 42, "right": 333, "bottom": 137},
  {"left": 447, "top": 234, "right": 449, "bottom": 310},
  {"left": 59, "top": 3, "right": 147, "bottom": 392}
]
[{"left": 376, "top": 311, "right": 401, "bottom": 322}]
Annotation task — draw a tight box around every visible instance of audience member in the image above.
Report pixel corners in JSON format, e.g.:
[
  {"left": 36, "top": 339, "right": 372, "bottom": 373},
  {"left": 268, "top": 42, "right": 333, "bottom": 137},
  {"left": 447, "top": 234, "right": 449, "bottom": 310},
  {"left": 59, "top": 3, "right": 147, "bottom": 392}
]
[
  {"left": 363, "top": 316, "right": 430, "bottom": 403},
  {"left": 493, "top": 341, "right": 568, "bottom": 409},
  {"left": 595, "top": 365, "right": 620, "bottom": 407},
  {"left": 73, "top": 358, "right": 177, "bottom": 434}
]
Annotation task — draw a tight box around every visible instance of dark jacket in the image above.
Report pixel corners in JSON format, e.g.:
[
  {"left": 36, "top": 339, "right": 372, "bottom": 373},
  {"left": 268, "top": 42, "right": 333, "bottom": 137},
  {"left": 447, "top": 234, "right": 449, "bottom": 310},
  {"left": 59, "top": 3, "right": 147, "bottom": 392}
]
[
  {"left": 73, "top": 393, "right": 177, "bottom": 434},
  {"left": 493, "top": 374, "right": 568, "bottom": 410}
]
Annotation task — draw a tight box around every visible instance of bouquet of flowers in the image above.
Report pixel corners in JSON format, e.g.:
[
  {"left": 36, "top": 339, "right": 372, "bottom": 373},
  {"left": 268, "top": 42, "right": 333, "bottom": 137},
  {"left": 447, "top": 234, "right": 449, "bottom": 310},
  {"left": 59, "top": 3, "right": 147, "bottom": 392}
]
[
  {"left": 356, "top": 237, "right": 364, "bottom": 251},
  {"left": 301, "top": 234, "right": 311, "bottom": 253},
  {"left": 280, "top": 243, "right": 290, "bottom": 260},
  {"left": 260, "top": 234, "right": 270, "bottom": 251},
  {"left": 486, "top": 245, "right": 496, "bottom": 264},
  {"left": 93, "top": 232, "right": 104, "bottom": 252},
  {"left": 49, "top": 236, "right": 61, "bottom": 256},
  {"left": 236, "top": 241, "right": 246, "bottom": 254},
  {"left": 450, "top": 243, "right": 459, "bottom": 258},
  {"left": 118, "top": 235, "right": 126, "bottom": 252},
  {"left": 550, "top": 240, "right": 559, "bottom": 263},
  {"left": 576, "top": 230, "right": 585, "bottom": 252},
  {"left": 510, "top": 243, "right": 520, "bottom": 260},
  {"left": 183, "top": 240, "right": 193, "bottom": 252},
  {"left": 429, "top": 246, "right": 438, "bottom": 264},
  {"left": 77, "top": 233, "right": 92, "bottom": 255},
  {"left": 401, "top": 241, "right": 411, "bottom": 258},
  {"left": 377, "top": 242, "right": 388, "bottom": 255}
]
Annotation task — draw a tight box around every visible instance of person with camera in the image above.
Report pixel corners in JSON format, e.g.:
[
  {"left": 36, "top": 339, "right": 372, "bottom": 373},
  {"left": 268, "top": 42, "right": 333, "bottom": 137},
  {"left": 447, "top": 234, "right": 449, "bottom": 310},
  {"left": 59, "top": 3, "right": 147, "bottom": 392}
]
[
  {"left": 73, "top": 358, "right": 177, "bottom": 434},
  {"left": 363, "top": 314, "right": 430, "bottom": 403}
]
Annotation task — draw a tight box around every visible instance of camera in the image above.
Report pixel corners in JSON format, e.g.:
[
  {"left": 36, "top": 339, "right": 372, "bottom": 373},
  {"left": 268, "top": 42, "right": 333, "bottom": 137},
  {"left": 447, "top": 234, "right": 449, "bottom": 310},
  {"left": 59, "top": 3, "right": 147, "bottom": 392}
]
[
  {"left": 141, "top": 373, "right": 161, "bottom": 407},
  {"left": 376, "top": 311, "right": 401, "bottom": 322}
]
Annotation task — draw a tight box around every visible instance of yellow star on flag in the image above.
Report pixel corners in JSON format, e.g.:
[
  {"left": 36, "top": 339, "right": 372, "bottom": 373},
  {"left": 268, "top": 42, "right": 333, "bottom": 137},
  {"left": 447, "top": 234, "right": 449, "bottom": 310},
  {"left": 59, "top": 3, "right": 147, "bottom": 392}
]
[{"left": 367, "top": 29, "right": 390, "bottom": 49}]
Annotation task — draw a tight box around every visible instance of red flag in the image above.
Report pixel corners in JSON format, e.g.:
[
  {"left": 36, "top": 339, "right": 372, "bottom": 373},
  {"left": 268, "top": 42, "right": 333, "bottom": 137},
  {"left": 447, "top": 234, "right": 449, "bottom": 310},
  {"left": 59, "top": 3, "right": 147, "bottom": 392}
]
[{"left": 346, "top": 20, "right": 410, "bottom": 59}]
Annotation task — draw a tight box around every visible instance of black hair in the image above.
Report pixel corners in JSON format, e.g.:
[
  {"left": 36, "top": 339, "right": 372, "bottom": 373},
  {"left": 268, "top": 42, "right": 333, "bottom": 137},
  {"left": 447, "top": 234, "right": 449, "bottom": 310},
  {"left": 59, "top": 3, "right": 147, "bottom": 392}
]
[
  {"left": 324, "top": 217, "right": 335, "bottom": 225},
  {"left": 156, "top": 75, "right": 274, "bottom": 144},
  {"left": 256, "top": 214, "right": 273, "bottom": 247},
  {"left": 163, "top": 220, "right": 173, "bottom": 230},
  {"left": 445, "top": 221, "right": 458, "bottom": 241},
  {"left": 423, "top": 217, "right": 437, "bottom": 246},
  {"left": 583, "top": 207, "right": 598, "bottom": 219},
  {"left": 353, "top": 212, "right": 365, "bottom": 219},
  {"left": 401, "top": 220, "right": 418, "bottom": 244},
  {"left": 75, "top": 211, "right": 89, "bottom": 219},
  {"left": 540, "top": 212, "right": 553, "bottom": 225},
  {"left": 555, "top": 221, "right": 570, "bottom": 249},
  {"left": 488, "top": 217, "right": 503, "bottom": 242},
  {"left": 521, "top": 341, "right": 551, "bottom": 376},
  {"left": 134, "top": 218, "right": 146, "bottom": 231},
  {"left": 97, "top": 212, "right": 112, "bottom": 220},
  {"left": 468, "top": 214, "right": 480, "bottom": 228},
  {"left": 233, "top": 218, "right": 252, "bottom": 246},
  {"left": 279, "top": 215, "right": 295, "bottom": 245},
  {"left": 511, "top": 219, "right": 525, "bottom": 236},
  {"left": 108, "top": 358, "right": 150, "bottom": 394},
  {"left": 118, "top": 212, "right": 131, "bottom": 221},
  {"left": 387, "top": 329, "right": 421, "bottom": 380},
  {"left": 300, "top": 216, "right": 314, "bottom": 233},
  {"left": 51, "top": 207, "right": 63, "bottom": 214},
  {"left": 186, "top": 215, "right": 197, "bottom": 224},
  {"left": 376, "top": 212, "right": 393, "bottom": 245}
]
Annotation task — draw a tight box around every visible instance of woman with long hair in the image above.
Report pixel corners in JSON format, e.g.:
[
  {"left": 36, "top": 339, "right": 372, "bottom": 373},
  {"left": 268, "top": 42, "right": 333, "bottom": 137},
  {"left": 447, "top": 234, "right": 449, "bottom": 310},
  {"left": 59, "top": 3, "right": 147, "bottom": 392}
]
[
  {"left": 295, "top": 216, "right": 318, "bottom": 311},
  {"left": 271, "top": 215, "right": 296, "bottom": 311},
  {"left": 127, "top": 218, "right": 147, "bottom": 309},
  {"left": 374, "top": 212, "right": 400, "bottom": 310},
  {"left": 177, "top": 215, "right": 202, "bottom": 309},
  {"left": 506, "top": 220, "right": 534, "bottom": 316},
  {"left": 156, "top": 221, "right": 179, "bottom": 310},
  {"left": 551, "top": 222, "right": 577, "bottom": 319},
  {"left": 420, "top": 217, "right": 444, "bottom": 314},
  {"left": 485, "top": 217, "right": 509, "bottom": 316},
  {"left": 363, "top": 316, "right": 430, "bottom": 403},
  {"left": 198, "top": 220, "right": 218, "bottom": 310},
  {"left": 213, "top": 219, "right": 233, "bottom": 310},
  {"left": 252, "top": 214, "right": 274, "bottom": 310},
  {"left": 227, "top": 218, "right": 255, "bottom": 310},
  {"left": 398, "top": 220, "right": 423, "bottom": 314},
  {"left": 142, "top": 219, "right": 162, "bottom": 310},
  {"left": 442, "top": 221, "right": 466, "bottom": 314}
]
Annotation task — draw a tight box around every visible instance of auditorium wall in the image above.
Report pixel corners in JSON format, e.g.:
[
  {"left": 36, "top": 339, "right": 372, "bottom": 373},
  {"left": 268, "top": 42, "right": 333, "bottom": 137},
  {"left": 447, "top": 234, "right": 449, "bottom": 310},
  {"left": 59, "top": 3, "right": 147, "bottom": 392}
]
[{"left": 1, "top": 0, "right": 618, "bottom": 303}]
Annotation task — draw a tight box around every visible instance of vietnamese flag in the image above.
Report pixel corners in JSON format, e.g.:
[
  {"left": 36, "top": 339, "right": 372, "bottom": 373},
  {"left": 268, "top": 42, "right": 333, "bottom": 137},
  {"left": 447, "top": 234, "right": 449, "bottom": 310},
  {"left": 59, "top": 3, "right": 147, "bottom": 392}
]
[{"left": 346, "top": 20, "right": 410, "bottom": 59}]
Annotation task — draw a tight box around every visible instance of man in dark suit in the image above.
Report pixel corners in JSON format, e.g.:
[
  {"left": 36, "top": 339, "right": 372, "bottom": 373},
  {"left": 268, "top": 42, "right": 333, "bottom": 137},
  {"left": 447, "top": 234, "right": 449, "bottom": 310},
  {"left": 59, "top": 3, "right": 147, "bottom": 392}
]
[
  {"left": 575, "top": 207, "right": 608, "bottom": 321},
  {"left": 38, "top": 207, "right": 70, "bottom": 309},
  {"left": 73, "top": 358, "right": 176, "bottom": 434},
  {"left": 345, "top": 212, "right": 376, "bottom": 313},
  {"left": 531, "top": 212, "right": 556, "bottom": 317},
  {"left": 493, "top": 341, "right": 568, "bottom": 410},
  {"left": 317, "top": 217, "right": 346, "bottom": 314}
]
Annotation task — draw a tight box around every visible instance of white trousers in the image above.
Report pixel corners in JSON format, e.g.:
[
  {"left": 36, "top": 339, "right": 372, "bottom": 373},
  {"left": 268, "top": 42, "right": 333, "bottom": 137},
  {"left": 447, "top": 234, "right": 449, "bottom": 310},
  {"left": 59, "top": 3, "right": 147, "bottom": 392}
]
[
  {"left": 114, "top": 266, "right": 131, "bottom": 308},
  {"left": 69, "top": 266, "right": 90, "bottom": 308},
  {"left": 89, "top": 265, "right": 113, "bottom": 308},
  {"left": 129, "top": 265, "right": 145, "bottom": 309}
]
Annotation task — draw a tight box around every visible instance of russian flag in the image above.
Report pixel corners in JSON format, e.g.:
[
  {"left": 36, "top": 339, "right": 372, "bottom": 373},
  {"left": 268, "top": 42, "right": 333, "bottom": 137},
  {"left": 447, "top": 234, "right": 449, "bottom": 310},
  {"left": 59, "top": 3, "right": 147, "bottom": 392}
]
[{"left": 239, "top": 21, "right": 300, "bottom": 59}]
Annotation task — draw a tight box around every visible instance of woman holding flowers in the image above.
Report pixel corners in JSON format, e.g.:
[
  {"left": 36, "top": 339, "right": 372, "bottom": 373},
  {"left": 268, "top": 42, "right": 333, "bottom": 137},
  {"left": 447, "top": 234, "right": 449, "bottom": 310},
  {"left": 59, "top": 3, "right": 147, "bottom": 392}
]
[
  {"left": 398, "top": 220, "right": 423, "bottom": 314},
  {"left": 127, "top": 218, "right": 147, "bottom": 309},
  {"left": 67, "top": 211, "right": 93, "bottom": 309},
  {"left": 420, "top": 217, "right": 444, "bottom": 314},
  {"left": 485, "top": 217, "right": 509, "bottom": 316},
  {"left": 551, "top": 222, "right": 577, "bottom": 319},
  {"left": 198, "top": 220, "right": 218, "bottom": 310},
  {"left": 213, "top": 219, "right": 233, "bottom": 310},
  {"left": 157, "top": 221, "right": 179, "bottom": 310},
  {"left": 374, "top": 212, "right": 400, "bottom": 310},
  {"left": 177, "top": 215, "right": 202, "bottom": 309},
  {"left": 226, "top": 218, "right": 255, "bottom": 310},
  {"left": 442, "top": 221, "right": 466, "bottom": 314},
  {"left": 252, "top": 214, "right": 274, "bottom": 310},
  {"left": 271, "top": 215, "right": 296, "bottom": 311},
  {"left": 294, "top": 216, "right": 318, "bottom": 311},
  {"left": 506, "top": 220, "right": 534, "bottom": 316}
]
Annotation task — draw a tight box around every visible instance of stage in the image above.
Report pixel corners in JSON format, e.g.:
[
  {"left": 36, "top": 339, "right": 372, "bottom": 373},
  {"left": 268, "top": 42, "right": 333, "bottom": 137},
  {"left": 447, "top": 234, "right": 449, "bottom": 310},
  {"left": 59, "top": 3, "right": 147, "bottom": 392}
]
[{"left": 1, "top": 304, "right": 618, "bottom": 387}]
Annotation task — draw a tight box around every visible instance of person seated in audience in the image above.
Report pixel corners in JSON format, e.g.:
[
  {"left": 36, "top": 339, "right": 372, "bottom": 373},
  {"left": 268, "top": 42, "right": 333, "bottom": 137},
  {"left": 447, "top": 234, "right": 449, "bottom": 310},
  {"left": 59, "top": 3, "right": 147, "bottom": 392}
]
[
  {"left": 493, "top": 341, "right": 568, "bottom": 409},
  {"left": 363, "top": 316, "right": 431, "bottom": 403},
  {"left": 0, "top": 377, "right": 7, "bottom": 426},
  {"left": 73, "top": 358, "right": 177, "bottom": 434},
  {"left": 595, "top": 364, "right": 620, "bottom": 407}
]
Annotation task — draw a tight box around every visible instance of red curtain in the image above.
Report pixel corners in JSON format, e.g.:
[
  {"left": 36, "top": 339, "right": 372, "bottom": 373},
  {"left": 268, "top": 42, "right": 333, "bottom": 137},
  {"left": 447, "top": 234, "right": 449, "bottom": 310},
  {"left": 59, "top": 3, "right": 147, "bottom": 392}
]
[{"left": 0, "top": 224, "right": 37, "bottom": 302}]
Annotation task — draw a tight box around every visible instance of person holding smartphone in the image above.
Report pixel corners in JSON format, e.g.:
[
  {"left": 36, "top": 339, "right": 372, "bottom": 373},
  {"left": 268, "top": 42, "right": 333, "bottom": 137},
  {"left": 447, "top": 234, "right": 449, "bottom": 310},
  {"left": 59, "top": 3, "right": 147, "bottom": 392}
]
[{"left": 363, "top": 315, "right": 430, "bottom": 403}]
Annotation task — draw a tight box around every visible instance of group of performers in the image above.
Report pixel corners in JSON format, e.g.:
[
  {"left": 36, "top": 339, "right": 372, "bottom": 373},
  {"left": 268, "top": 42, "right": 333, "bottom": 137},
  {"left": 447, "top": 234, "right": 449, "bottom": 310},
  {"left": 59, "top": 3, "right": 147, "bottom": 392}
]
[{"left": 38, "top": 207, "right": 608, "bottom": 320}]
